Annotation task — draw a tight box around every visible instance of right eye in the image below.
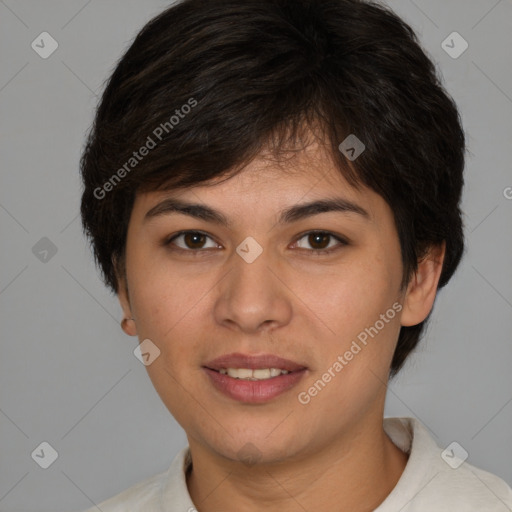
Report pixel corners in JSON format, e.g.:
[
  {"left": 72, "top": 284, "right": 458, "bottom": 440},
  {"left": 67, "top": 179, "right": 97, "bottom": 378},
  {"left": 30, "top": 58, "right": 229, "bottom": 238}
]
[{"left": 163, "top": 230, "right": 221, "bottom": 252}]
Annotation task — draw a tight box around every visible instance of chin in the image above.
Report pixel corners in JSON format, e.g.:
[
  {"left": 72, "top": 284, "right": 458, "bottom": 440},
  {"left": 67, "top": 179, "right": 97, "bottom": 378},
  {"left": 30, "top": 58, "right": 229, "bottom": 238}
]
[{"left": 194, "top": 423, "right": 310, "bottom": 466}]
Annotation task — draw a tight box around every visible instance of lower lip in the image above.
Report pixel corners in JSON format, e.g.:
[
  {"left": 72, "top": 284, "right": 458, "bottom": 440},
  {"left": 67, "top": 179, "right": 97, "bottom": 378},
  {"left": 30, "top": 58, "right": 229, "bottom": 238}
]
[{"left": 203, "top": 367, "right": 307, "bottom": 403}]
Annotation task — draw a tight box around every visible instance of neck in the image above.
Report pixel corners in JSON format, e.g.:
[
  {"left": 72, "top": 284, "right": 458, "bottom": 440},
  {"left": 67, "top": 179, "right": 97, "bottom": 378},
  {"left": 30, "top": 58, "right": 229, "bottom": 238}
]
[{"left": 186, "top": 414, "right": 408, "bottom": 512}]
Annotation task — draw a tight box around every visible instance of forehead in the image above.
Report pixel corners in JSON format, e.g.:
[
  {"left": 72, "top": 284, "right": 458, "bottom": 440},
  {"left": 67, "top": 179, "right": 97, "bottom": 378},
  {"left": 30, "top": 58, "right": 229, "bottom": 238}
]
[
  {"left": 125, "top": 140, "right": 401, "bottom": 253},
  {"left": 133, "top": 140, "right": 372, "bottom": 214}
]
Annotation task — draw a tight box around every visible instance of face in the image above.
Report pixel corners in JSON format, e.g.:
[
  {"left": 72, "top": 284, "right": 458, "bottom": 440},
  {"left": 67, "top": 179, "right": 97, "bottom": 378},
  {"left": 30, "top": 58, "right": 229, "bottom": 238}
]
[{"left": 117, "top": 142, "right": 438, "bottom": 465}]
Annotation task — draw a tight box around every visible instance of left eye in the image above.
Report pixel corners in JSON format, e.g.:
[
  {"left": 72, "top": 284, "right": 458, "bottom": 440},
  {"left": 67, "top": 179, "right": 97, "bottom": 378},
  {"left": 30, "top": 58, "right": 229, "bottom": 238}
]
[
  {"left": 293, "top": 231, "right": 347, "bottom": 253},
  {"left": 164, "top": 230, "right": 347, "bottom": 254}
]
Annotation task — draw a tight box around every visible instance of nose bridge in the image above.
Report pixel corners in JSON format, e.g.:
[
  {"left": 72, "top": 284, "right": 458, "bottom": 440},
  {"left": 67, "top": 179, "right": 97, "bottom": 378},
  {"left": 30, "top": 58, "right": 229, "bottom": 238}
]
[{"left": 214, "top": 239, "right": 292, "bottom": 332}]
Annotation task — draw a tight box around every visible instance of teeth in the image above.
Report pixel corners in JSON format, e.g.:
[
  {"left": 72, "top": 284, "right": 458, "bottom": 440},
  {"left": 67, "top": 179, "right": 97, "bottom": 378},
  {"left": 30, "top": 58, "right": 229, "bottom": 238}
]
[{"left": 219, "top": 368, "right": 290, "bottom": 380}]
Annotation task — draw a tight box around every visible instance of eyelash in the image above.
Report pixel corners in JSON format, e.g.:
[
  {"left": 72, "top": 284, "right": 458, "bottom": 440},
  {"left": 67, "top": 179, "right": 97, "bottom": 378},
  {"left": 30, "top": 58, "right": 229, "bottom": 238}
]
[{"left": 162, "top": 230, "right": 348, "bottom": 256}]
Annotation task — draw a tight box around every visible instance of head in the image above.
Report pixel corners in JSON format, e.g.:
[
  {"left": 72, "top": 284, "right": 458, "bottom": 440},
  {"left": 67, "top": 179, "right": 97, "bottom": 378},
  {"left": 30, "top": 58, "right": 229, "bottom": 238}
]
[{"left": 80, "top": 0, "right": 465, "bottom": 463}]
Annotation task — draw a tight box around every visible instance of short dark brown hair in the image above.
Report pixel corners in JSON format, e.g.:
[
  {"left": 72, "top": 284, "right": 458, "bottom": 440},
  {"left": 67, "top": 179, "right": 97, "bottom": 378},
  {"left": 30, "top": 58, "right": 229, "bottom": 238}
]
[{"left": 79, "top": 0, "right": 465, "bottom": 377}]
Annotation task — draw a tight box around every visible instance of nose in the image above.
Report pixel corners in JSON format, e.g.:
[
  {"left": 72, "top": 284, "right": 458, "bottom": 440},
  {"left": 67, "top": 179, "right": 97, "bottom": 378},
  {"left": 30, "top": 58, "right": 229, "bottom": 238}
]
[{"left": 213, "top": 247, "right": 293, "bottom": 334}]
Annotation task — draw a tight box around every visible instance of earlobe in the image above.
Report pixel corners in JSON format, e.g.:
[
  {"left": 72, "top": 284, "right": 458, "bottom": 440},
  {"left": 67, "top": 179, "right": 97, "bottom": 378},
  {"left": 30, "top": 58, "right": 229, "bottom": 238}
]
[
  {"left": 117, "top": 272, "right": 138, "bottom": 337},
  {"left": 121, "top": 317, "right": 137, "bottom": 336},
  {"left": 400, "top": 242, "right": 446, "bottom": 327}
]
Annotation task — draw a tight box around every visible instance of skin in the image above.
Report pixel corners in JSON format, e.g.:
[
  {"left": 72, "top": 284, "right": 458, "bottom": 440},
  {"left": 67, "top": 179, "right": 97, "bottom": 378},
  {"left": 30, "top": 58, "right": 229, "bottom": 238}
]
[{"left": 117, "top": 140, "right": 445, "bottom": 512}]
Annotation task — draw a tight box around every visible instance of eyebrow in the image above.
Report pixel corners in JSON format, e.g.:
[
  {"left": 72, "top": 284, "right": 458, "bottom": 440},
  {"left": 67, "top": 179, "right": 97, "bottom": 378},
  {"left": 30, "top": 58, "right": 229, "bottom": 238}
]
[{"left": 143, "top": 196, "right": 370, "bottom": 226}]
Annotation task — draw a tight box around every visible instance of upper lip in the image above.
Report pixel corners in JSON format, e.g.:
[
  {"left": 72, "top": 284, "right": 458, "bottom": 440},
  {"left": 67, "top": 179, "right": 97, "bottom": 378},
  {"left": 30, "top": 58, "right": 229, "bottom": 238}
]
[{"left": 204, "top": 352, "right": 307, "bottom": 372}]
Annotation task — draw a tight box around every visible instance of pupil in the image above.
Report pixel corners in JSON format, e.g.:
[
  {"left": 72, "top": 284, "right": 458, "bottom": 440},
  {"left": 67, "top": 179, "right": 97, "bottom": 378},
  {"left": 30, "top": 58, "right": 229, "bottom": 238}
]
[
  {"left": 310, "top": 233, "right": 329, "bottom": 249},
  {"left": 185, "top": 233, "right": 204, "bottom": 248}
]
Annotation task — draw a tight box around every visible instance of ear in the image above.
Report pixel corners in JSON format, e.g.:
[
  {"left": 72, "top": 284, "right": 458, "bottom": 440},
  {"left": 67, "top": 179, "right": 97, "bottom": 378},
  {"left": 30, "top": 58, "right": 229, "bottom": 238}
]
[
  {"left": 116, "top": 265, "right": 138, "bottom": 337},
  {"left": 400, "top": 242, "right": 446, "bottom": 327}
]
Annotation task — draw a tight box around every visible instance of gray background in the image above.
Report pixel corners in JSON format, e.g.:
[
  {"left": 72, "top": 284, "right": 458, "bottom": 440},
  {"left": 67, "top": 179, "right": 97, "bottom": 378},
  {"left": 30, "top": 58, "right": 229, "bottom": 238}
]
[{"left": 1, "top": 1, "right": 511, "bottom": 511}]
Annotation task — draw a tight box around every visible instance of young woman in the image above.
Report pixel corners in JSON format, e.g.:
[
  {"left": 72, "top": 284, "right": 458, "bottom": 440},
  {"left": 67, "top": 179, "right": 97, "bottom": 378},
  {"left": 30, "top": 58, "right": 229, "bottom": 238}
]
[{"left": 78, "top": 0, "right": 512, "bottom": 510}]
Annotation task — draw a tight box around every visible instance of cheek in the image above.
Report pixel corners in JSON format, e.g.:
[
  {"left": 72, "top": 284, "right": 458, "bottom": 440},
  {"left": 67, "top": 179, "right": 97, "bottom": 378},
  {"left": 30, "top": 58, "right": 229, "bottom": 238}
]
[
  {"left": 128, "top": 255, "right": 204, "bottom": 333},
  {"left": 128, "top": 262, "right": 217, "bottom": 378},
  {"left": 297, "top": 254, "right": 403, "bottom": 396},
  {"left": 298, "top": 253, "right": 400, "bottom": 335}
]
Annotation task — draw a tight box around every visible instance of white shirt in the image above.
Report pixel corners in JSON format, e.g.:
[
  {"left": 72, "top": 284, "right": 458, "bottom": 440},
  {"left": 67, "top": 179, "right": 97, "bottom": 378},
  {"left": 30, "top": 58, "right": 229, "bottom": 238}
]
[{"left": 79, "top": 417, "right": 512, "bottom": 511}]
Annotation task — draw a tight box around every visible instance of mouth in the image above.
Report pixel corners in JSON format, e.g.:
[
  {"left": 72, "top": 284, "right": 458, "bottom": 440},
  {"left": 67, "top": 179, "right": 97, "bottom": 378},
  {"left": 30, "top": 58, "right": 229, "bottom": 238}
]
[
  {"left": 203, "top": 353, "right": 307, "bottom": 403},
  {"left": 216, "top": 367, "right": 293, "bottom": 380}
]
